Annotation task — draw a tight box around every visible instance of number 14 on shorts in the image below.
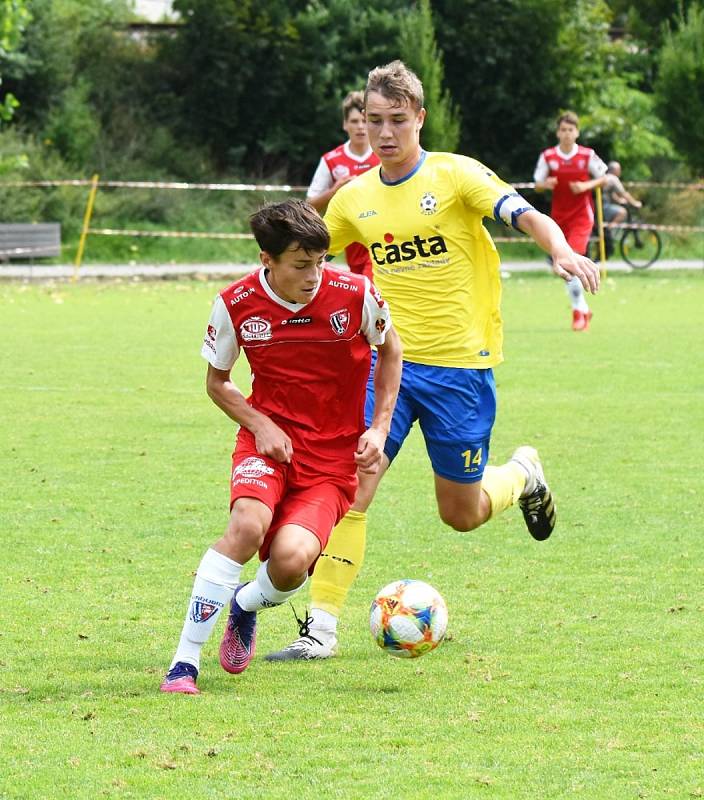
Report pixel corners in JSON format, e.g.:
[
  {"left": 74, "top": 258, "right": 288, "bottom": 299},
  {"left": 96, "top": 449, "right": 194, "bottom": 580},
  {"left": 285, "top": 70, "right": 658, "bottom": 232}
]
[{"left": 461, "top": 447, "right": 483, "bottom": 474}]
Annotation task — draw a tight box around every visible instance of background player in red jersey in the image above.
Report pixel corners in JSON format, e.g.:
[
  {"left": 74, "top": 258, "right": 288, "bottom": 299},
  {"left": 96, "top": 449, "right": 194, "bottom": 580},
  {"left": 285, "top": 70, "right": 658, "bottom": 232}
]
[
  {"left": 160, "top": 200, "right": 401, "bottom": 694},
  {"left": 534, "top": 111, "right": 608, "bottom": 331},
  {"left": 307, "top": 90, "right": 380, "bottom": 279}
]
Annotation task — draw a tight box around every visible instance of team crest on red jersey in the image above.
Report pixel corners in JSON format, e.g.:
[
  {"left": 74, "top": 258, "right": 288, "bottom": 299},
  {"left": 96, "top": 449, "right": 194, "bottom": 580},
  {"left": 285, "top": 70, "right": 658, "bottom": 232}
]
[
  {"left": 329, "top": 308, "right": 350, "bottom": 336},
  {"left": 240, "top": 316, "right": 272, "bottom": 342}
]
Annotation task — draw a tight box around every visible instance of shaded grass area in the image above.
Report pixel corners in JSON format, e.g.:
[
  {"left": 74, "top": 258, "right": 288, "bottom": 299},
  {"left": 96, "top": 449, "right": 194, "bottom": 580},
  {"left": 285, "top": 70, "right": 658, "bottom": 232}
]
[{"left": 1, "top": 273, "right": 702, "bottom": 799}]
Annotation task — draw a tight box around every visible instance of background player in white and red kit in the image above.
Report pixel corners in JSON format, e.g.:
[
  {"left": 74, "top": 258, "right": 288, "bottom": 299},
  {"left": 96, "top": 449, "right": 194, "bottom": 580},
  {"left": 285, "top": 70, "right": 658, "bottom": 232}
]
[
  {"left": 307, "top": 90, "right": 380, "bottom": 279},
  {"left": 534, "top": 111, "right": 607, "bottom": 331},
  {"left": 160, "top": 200, "right": 401, "bottom": 694}
]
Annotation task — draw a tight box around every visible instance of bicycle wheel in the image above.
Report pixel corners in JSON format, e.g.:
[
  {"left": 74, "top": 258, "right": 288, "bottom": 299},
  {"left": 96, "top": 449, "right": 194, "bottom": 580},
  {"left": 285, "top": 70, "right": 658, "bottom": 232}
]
[{"left": 620, "top": 228, "right": 662, "bottom": 269}]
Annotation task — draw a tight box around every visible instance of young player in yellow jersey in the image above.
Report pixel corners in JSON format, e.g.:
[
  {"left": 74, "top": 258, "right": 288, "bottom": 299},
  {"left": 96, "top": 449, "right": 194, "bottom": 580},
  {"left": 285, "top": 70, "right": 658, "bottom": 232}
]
[{"left": 266, "top": 60, "right": 600, "bottom": 661}]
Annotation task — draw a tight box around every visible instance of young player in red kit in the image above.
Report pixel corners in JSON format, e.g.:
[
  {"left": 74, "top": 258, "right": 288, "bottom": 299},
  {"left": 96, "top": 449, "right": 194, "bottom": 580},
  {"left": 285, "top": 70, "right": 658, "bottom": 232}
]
[
  {"left": 307, "top": 91, "right": 380, "bottom": 279},
  {"left": 159, "top": 200, "right": 401, "bottom": 694},
  {"left": 534, "top": 111, "right": 607, "bottom": 331}
]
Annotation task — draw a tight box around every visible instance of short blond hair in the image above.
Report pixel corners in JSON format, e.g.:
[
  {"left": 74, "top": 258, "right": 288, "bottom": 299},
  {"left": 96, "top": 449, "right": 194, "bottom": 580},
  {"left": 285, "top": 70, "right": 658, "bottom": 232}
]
[
  {"left": 557, "top": 111, "right": 580, "bottom": 128},
  {"left": 365, "top": 60, "right": 424, "bottom": 112}
]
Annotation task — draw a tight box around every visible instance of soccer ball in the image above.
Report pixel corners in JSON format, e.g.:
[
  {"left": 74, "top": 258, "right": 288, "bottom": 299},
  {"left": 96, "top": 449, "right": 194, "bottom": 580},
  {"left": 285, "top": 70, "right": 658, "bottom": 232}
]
[{"left": 369, "top": 579, "right": 448, "bottom": 658}]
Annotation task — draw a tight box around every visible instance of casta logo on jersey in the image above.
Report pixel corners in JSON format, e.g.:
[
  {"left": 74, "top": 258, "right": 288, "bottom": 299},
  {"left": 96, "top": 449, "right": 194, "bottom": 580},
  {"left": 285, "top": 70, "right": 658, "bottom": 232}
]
[
  {"left": 370, "top": 232, "right": 448, "bottom": 265},
  {"left": 240, "top": 316, "right": 272, "bottom": 341}
]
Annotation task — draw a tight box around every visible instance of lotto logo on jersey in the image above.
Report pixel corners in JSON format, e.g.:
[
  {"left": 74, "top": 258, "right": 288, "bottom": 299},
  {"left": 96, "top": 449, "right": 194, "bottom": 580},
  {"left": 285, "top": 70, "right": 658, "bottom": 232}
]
[
  {"left": 240, "top": 316, "right": 272, "bottom": 342},
  {"left": 370, "top": 233, "right": 448, "bottom": 265},
  {"left": 329, "top": 308, "right": 350, "bottom": 336}
]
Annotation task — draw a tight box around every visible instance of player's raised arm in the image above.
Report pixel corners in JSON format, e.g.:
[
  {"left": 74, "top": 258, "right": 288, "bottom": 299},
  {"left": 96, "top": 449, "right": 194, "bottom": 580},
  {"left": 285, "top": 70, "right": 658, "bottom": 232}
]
[
  {"left": 517, "top": 209, "right": 600, "bottom": 294},
  {"left": 205, "top": 364, "right": 293, "bottom": 463}
]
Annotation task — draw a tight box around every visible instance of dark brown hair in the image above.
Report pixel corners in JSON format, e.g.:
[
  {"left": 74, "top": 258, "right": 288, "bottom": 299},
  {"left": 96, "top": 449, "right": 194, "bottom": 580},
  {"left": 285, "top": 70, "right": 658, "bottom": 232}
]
[{"left": 249, "top": 200, "right": 330, "bottom": 257}]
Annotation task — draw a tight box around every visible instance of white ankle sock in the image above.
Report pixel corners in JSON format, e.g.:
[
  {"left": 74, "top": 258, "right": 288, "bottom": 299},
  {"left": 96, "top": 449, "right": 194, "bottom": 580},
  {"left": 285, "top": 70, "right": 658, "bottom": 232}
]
[
  {"left": 309, "top": 608, "right": 338, "bottom": 634},
  {"left": 236, "top": 560, "right": 307, "bottom": 611},
  {"left": 170, "top": 548, "right": 243, "bottom": 671},
  {"left": 566, "top": 275, "right": 589, "bottom": 312}
]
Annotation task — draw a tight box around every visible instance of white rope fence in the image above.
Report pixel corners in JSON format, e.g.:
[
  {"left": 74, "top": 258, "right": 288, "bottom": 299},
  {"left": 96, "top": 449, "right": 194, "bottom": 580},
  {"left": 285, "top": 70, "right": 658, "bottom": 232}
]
[{"left": 1, "top": 178, "right": 701, "bottom": 264}]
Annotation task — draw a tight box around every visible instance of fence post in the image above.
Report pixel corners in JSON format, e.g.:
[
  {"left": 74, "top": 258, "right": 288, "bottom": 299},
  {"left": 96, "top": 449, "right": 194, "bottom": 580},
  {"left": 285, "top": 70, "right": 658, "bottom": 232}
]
[
  {"left": 594, "top": 185, "right": 607, "bottom": 279},
  {"left": 73, "top": 174, "right": 100, "bottom": 280}
]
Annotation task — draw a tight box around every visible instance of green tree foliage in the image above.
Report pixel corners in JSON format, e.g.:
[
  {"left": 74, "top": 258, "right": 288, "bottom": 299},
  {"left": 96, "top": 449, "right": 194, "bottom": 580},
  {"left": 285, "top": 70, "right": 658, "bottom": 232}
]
[
  {"left": 556, "top": 0, "right": 673, "bottom": 177},
  {"left": 159, "top": 0, "right": 404, "bottom": 179},
  {"left": 654, "top": 3, "right": 704, "bottom": 175},
  {"left": 398, "top": 0, "right": 460, "bottom": 152},
  {"left": 607, "top": 0, "right": 697, "bottom": 47},
  {"left": 0, "top": 0, "right": 30, "bottom": 121},
  {"left": 431, "top": 0, "right": 566, "bottom": 178}
]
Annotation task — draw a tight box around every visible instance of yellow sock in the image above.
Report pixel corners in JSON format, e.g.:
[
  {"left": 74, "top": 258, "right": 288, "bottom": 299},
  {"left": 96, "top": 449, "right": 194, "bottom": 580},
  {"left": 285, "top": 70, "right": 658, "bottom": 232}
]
[
  {"left": 311, "top": 510, "right": 367, "bottom": 617},
  {"left": 482, "top": 462, "right": 526, "bottom": 518}
]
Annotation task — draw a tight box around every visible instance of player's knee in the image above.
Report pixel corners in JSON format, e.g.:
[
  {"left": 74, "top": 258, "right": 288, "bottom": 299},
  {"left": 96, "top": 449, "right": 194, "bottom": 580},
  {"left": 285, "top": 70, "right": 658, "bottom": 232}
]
[
  {"left": 438, "top": 506, "right": 483, "bottom": 532},
  {"left": 269, "top": 549, "right": 310, "bottom": 587},
  {"left": 223, "top": 504, "right": 268, "bottom": 551}
]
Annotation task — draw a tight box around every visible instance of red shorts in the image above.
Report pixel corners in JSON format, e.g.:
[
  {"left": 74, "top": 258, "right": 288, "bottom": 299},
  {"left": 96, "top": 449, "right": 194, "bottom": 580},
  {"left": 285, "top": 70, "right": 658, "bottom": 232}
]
[
  {"left": 230, "top": 429, "right": 357, "bottom": 572},
  {"left": 557, "top": 219, "right": 592, "bottom": 256}
]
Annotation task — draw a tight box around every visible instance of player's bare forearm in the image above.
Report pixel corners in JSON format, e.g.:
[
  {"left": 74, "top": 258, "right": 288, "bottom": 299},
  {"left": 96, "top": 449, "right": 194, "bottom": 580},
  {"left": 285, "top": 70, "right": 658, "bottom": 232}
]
[
  {"left": 206, "top": 365, "right": 292, "bottom": 462},
  {"left": 355, "top": 329, "right": 402, "bottom": 473},
  {"left": 517, "top": 210, "right": 600, "bottom": 294},
  {"left": 370, "top": 328, "right": 402, "bottom": 435},
  {"left": 307, "top": 192, "right": 330, "bottom": 213}
]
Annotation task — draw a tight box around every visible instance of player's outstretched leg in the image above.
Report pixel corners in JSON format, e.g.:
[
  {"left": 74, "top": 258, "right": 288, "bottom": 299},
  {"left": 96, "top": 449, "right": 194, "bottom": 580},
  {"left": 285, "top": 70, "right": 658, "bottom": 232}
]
[
  {"left": 511, "top": 446, "right": 556, "bottom": 540},
  {"left": 265, "top": 607, "right": 338, "bottom": 662},
  {"left": 219, "top": 583, "right": 257, "bottom": 674}
]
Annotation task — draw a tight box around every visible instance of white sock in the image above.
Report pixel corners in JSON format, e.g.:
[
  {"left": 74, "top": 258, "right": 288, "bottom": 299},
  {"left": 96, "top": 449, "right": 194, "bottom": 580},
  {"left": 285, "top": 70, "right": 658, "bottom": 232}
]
[
  {"left": 236, "top": 559, "right": 307, "bottom": 611},
  {"left": 309, "top": 608, "right": 338, "bottom": 635},
  {"left": 566, "top": 275, "right": 589, "bottom": 312},
  {"left": 170, "top": 548, "right": 243, "bottom": 671}
]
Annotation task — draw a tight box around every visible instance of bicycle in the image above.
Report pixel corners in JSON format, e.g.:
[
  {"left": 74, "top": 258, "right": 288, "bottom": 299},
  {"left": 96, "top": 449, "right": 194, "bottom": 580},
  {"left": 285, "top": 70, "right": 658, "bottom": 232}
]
[{"left": 591, "top": 205, "right": 663, "bottom": 269}]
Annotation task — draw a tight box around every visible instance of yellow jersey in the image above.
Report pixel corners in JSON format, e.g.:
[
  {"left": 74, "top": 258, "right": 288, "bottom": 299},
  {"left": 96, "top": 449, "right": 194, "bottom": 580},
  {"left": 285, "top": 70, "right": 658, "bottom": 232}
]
[{"left": 325, "top": 151, "right": 533, "bottom": 368}]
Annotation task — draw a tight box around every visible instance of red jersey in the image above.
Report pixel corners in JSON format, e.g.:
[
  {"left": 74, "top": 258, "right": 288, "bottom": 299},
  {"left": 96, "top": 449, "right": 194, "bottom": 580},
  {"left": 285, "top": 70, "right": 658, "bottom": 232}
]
[
  {"left": 308, "top": 142, "right": 380, "bottom": 279},
  {"left": 201, "top": 266, "right": 392, "bottom": 477},
  {"left": 536, "top": 145, "right": 606, "bottom": 230}
]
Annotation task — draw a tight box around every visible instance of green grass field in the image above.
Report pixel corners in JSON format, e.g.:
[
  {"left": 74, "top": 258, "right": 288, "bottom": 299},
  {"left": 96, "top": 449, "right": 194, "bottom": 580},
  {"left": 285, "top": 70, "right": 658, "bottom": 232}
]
[{"left": 1, "top": 271, "right": 702, "bottom": 799}]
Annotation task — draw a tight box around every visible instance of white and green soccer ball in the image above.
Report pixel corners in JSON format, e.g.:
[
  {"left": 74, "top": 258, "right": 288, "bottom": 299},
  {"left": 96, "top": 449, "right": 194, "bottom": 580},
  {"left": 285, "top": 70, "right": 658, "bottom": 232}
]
[{"left": 369, "top": 579, "right": 448, "bottom": 658}]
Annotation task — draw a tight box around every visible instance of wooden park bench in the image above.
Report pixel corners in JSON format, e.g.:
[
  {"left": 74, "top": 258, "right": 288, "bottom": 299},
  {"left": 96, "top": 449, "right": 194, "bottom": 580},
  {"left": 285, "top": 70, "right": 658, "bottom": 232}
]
[{"left": 0, "top": 223, "right": 61, "bottom": 262}]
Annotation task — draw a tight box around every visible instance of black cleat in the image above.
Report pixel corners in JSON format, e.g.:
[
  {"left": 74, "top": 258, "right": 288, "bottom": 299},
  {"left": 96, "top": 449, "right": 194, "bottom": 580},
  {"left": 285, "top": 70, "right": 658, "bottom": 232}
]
[{"left": 512, "top": 446, "right": 557, "bottom": 541}]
